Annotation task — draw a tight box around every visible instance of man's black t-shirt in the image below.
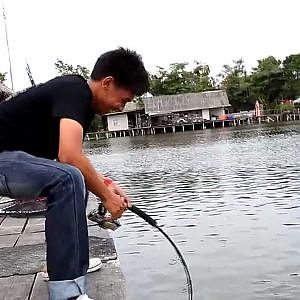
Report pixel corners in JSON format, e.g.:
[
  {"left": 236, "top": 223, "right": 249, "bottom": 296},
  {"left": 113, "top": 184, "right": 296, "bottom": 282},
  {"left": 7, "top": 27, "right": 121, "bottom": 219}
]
[{"left": 0, "top": 75, "right": 95, "bottom": 159}]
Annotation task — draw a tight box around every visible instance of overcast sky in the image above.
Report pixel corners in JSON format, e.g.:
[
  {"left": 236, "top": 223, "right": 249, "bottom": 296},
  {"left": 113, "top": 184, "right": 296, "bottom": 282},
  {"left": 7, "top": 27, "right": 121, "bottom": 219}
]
[{"left": 0, "top": 0, "right": 299, "bottom": 91}]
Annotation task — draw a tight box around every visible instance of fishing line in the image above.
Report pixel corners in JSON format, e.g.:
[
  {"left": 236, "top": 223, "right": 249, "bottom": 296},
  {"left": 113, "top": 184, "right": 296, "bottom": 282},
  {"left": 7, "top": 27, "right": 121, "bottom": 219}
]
[{"left": 129, "top": 204, "right": 193, "bottom": 300}]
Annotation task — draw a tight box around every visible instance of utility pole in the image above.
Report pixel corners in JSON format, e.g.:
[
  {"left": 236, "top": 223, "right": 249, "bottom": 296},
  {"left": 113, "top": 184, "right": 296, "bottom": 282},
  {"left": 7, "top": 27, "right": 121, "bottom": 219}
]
[{"left": 2, "top": 6, "right": 14, "bottom": 90}]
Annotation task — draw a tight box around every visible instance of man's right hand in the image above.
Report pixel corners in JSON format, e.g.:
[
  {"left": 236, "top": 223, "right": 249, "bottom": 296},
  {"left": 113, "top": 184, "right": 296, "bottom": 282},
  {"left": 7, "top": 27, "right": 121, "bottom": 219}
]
[{"left": 102, "top": 191, "right": 127, "bottom": 220}]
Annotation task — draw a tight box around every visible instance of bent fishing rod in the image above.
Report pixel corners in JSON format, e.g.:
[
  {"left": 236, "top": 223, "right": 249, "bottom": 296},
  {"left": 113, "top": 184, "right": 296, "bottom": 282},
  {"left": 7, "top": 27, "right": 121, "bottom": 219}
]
[
  {"left": 88, "top": 199, "right": 194, "bottom": 300},
  {"left": 128, "top": 204, "right": 194, "bottom": 300}
]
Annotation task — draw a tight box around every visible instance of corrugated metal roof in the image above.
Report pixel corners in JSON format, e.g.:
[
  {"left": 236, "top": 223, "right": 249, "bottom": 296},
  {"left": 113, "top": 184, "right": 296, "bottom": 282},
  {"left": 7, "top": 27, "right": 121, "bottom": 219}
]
[
  {"left": 143, "top": 90, "right": 230, "bottom": 115},
  {"left": 104, "top": 101, "right": 143, "bottom": 116}
]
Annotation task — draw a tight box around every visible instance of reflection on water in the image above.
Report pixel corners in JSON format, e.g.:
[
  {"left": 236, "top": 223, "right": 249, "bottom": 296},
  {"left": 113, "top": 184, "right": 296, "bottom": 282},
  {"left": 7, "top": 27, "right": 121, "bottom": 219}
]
[{"left": 87, "top": 123, "right": 300, "bottom": 300}]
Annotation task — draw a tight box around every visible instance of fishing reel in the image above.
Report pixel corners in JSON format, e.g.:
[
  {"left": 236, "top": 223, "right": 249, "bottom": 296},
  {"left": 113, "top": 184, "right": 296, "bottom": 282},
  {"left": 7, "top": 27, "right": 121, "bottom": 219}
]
[{"left": 88, "top": 202, "right": 121, "bottom": 231}]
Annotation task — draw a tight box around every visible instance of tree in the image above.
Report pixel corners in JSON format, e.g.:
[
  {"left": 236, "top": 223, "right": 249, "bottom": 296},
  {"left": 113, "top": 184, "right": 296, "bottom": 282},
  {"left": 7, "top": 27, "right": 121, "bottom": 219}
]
[
  {"left": 193, "top": 62, "right": 215, "bottom": 92},
  {"left": 282, "top": 53, "right": 300, "bottom": 99},
  {"left": 250, "top": 56, "right": 285, "bottom": 107},
  {"left": 55, "top": 59, "right": 90, "bottom": 80},
  {"left": 150, "top": 62, "right": 215, "bottom": 96},
  {"left": 0, "top": 72, "right": 6, "bottom": 83},
  {"left": 218, "top": 59, "right": 253, "bottom": 111}
]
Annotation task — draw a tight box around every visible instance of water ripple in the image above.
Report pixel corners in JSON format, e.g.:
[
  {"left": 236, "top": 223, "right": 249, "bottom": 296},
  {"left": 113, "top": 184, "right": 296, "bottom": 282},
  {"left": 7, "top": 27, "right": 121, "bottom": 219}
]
[{"left": 87, "top": 122, "right": 300, "bottom": 300}]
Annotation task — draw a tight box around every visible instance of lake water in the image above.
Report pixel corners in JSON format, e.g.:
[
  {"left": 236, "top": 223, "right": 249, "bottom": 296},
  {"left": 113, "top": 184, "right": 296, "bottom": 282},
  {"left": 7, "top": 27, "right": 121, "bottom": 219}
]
[{"left": 87, "top": 122, "right": 300, "bottom": 300}]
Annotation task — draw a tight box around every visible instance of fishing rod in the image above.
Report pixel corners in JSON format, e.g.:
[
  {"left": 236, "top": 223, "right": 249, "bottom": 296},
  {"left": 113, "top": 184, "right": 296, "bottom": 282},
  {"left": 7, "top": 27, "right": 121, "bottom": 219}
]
[
  {"left": 89, "top": 203, "right": 194, "bottom": 299},
  {"left": 129, "top": 204, "right": 193, "bottom": 300}
]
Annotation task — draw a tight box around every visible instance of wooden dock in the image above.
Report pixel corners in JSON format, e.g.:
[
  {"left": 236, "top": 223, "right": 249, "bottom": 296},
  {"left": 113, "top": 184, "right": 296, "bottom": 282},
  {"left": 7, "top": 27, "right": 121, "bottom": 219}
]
[
  {"left": 0, "top": 197, "right": 127, "bottom": 300},
  {"left": 86, "top": 112, "right": 300, "bottom": 140}
]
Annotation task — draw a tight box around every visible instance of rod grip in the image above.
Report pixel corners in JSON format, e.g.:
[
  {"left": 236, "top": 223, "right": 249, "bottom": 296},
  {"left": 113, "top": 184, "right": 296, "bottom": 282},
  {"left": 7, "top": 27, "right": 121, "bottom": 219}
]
[{"left": 129, "top": 205, "right": 157, "bottom": 227}]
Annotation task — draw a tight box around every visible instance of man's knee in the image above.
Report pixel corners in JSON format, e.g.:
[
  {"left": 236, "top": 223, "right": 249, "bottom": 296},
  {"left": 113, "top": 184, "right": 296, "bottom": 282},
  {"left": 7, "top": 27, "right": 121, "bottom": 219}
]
[{"left": 59, "top": 164, "right": 86, "bottom": 193}]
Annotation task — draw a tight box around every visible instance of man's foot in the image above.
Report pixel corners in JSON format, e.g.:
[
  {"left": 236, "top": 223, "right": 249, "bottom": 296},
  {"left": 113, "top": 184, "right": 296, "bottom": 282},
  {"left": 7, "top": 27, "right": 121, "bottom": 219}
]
[{"left": 41, "top": 257, "right": 102, "bottom": 281}]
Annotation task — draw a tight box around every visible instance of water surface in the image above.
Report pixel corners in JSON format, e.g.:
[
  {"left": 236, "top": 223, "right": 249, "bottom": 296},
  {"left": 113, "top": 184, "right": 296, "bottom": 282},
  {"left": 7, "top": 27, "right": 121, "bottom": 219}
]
[{"left": 87, "top": 122, "right": 300, "bottom": 300}]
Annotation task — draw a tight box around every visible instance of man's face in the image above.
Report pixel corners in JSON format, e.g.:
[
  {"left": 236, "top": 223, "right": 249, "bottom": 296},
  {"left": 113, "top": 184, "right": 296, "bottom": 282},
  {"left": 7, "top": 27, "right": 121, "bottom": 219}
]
[{"left": 93, "top": 77, "right": 134, "bottom": 114}]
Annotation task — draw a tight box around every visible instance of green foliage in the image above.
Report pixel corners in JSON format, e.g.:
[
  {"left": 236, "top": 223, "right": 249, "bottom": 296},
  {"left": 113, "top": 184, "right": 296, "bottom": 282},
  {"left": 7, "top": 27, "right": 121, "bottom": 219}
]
[
  {"left": 89, "top": 115, "right": 103, "bottom": 132},
  {"left": 218, "top": 59, "right": 253, "bottom": 111},
  {"left": 250, "top": 56, "right": 285, "bottom": 106},
  {"left": 0, "top": 72, "right": 6, "bottom": 83},
  {"left": 55, "top": 53, "right": 300, "bottom": 114},
  {"left": 150, "top": 62, "right": 215, "bottom": 95},
  {"left": 55, "top": 59, "right": 90, "bottom": 80},
  {"left": 282, "top": 54, "right": 300, "bottom": 99},
  {"left": 218, "top": 55, "right": 300, "bottom": 111},
  {"left": 274, "top": 103, "right": 295, "bottom": 112}
]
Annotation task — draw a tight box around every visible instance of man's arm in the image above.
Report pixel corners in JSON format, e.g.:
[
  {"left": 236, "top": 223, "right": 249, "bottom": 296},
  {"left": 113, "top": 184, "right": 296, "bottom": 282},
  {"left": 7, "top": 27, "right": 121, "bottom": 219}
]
[{"left": 58, "top": 118, "right": 127, "bottom": 219}]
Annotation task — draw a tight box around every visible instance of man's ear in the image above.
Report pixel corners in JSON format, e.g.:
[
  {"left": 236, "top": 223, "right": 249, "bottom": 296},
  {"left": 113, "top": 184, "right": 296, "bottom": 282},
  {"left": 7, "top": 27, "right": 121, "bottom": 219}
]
[{"left": 102, "top": 76, "right": 114, "bottom": 90}]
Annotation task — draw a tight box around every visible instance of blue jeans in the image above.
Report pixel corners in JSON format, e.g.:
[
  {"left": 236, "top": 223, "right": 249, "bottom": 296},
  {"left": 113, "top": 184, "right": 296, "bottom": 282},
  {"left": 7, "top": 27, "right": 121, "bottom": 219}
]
[{"left": 0, "top": 151, "right": 89, "bottom": 299}]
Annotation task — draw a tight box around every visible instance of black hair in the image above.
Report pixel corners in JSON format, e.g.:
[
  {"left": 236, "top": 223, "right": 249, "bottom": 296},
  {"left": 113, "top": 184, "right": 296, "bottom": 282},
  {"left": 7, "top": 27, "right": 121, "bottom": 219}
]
[{"left": 91, "top": 47, "right": 150, "bottom": 96}]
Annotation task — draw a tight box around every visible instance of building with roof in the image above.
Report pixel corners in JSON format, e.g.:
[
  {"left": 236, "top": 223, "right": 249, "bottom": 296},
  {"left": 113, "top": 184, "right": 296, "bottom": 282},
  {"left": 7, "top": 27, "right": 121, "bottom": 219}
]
[
  {"left": 103, "top": 90, "right": 230, "bottom": 132},
  {"left": 104, "top": 101, "right": 147, "bottom": 132},
  {"left": 143, "top": 90, "right": 230, "bottom": 126}
]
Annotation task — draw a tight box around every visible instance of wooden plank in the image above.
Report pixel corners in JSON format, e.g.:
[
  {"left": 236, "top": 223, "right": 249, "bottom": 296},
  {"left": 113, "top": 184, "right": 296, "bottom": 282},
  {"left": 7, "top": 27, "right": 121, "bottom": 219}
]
[
  {"left": 16, "top": 232, "right": 45, "bottom": 246},
  {"left": 0, "top": 234, "right": 19, "bottom": 248},
  {"left": 24, "top": 218, "right": 45, "bottom": 233},
  {"left": 28, "top": 273, "right": 48, "bottom": 300},
  {"left": 0, "top": 217, "right": 27, "bottom": 236},
  {"left": 0, "top": 274, "right": 35, "bottom": 299}
]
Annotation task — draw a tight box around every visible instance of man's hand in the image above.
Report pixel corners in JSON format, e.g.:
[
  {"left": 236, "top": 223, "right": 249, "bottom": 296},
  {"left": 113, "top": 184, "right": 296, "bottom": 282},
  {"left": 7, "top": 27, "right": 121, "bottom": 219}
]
[
  {"left": 102, "top": 191, "right": 127, "bottom": 220},
  {"left": 108, "top": 181, "right": 131, "bottom": 207},
  {"left": 102, "top": 177, "right": 131, "bottom": 208}
]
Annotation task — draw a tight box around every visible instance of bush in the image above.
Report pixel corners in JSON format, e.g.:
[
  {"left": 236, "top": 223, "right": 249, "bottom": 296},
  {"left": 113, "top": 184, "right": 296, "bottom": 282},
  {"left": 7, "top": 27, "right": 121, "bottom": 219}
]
[{"left": 274, "top": 103, "right": 294, "bottom": 113}]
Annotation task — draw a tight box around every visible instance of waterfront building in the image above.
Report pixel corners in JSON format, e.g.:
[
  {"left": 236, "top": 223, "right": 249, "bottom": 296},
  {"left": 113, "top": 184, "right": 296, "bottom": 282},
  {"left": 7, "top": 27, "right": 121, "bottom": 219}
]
[
  {"left": 143, "top": 90, "right": 230, "bottom": 126},
  {"left": 104, "top": 90, "right": 230, "bottom": 131},
  {"left": 104, "top": 101, "right": 145, "bottom": 132}
]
